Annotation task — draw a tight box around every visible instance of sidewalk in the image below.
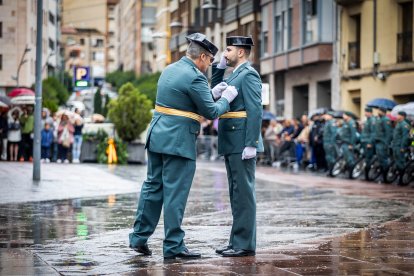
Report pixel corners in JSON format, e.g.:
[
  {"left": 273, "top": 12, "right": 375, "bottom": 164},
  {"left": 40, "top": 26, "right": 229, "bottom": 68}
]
[{"left": 0, "top": 161, "right": 413, "bottom": 275}]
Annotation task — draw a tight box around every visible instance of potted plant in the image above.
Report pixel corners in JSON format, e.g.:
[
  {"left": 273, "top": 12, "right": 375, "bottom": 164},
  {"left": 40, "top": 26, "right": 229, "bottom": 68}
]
[{"left": 107, "top": 82, "right": 153, "bottom": 163}]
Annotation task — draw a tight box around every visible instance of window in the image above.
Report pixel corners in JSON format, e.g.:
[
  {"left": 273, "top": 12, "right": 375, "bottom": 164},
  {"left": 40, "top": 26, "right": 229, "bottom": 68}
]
[
  {"left": 348, "top": 14, "right": 361, "bottom": 69},
  {"left": 0, "top": 22, "right": 2, "bottom": 38},
  {"left": 0, "top": 0, "right": 3, "bottom": 5},
  {"left": 95, "top": 39, "right": 104, "bottom": 47},
  {"left": 49, "top": 12, "right": 55, "bottom": 25},
  {"left": 0, "top": 54, "right": 2, "bottom": 70},
  {"left": 80, "top": 38, "right": 85, "bottom": 45},
  {"left": 303, "top": 0, "right": 318, "bottom": 44},
  {"left": 261, "top": 6, "right": 269, "bottom": 56},
  {"left": 274, "top": 0, "right": 292, "bottom": 53},
  {"left": 49, "top": 38, "right": 55, "bottom": 50},
  {"left": 397, "top": 2, "right": 413, "bottom": 62}
]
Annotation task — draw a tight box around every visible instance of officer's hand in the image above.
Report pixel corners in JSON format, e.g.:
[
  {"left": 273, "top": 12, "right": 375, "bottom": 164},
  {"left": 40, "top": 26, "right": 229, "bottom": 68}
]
[
  {"left": 216, "top": 53, "right": 227, "bottom": 69},
  {"left": 367, "top": 144, "right": 372, "bottom": 148},
  {"left": 221, "top": 86, "right": 238, "bottom": 103},
  {"left": 348, "top": 145, "right": 353, "bottom": 149},
  {"left": 401, "top": 148, "right": 405, "bottom": 153},
  {"left": 242, "top": 147, "right": 257, "bottom": 160},
  {"left": 211, "top": 82, "right": 228, "bottom": 100}
]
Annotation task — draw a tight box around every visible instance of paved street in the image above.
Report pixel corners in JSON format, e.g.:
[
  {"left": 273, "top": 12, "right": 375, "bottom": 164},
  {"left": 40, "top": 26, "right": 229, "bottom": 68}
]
[{"left": 0, "top": 161, "right": 413, "bottom": 275}]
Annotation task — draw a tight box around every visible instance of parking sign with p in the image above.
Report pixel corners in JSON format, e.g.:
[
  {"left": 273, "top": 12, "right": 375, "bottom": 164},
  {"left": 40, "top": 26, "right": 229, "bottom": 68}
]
[{"left": 74, "top": 66, "right": 90, "bottom": 88}]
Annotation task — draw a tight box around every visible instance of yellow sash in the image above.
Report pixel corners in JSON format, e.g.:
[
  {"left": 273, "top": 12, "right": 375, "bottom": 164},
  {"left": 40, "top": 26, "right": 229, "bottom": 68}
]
[
  {"left": 155, "top": 105, "right": 202, "bottom": 122},
  {"left": 220, "top": 111, "right": 247, "bottom": 119}
]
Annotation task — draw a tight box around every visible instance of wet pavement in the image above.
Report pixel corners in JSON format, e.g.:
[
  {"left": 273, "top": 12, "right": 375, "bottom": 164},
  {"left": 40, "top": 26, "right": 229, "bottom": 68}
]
[{"left": 0, "top": 161, "right": 413, "bottom": 275}]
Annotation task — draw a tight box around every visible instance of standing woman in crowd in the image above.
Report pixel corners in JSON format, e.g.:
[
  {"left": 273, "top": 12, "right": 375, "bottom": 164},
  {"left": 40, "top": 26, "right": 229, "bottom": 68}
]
[
  {"left": 7, "top": 107, "right": 22, "bottom": 161},
  {"left": 57, "top": 113, "right": 74, "bottom": 163}
]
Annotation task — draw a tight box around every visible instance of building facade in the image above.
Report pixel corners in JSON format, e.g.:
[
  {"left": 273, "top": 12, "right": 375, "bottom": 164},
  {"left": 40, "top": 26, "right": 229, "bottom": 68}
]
[
  {"left": 260, "top": 0, "right": 339, "bottom": 118},
  {"left": 61, "top": 26, "right": 106, "bottom": 84},
  {"left": 0, "top": 0, "right": 60, "bottom": 94},
  {"left": 114, "top": 0, "right": 157, "bottom": 74},
  {"left": 337, "top": 0, "right": 414, "bottom": 116},
  {"left": 168, "top": 0, "right": 261, "bottom": 73}
]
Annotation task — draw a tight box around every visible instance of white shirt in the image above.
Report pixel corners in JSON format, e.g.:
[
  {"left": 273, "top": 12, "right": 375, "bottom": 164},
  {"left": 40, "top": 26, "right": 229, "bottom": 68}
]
[{"left": 233, "top": 61, "right": 248, "bottom": 74}]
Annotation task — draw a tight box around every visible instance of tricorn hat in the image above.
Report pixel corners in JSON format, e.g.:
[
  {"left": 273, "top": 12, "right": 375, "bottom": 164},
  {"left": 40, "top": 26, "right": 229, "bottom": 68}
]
[
  {"left": 226, "top": 36, "right": 254, "bottom": 47},
  {"left": 185, "top": 33, "right": 218, "bottom": 56},
  {"left": 398, "top": 111, "right": 407, "bottom": 117}
]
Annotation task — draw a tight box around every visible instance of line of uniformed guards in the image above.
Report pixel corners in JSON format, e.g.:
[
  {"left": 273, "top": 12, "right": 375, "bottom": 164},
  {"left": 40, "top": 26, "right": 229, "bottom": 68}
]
[{"left": 251, "top": 107, "right": 414, "bottom": 186}]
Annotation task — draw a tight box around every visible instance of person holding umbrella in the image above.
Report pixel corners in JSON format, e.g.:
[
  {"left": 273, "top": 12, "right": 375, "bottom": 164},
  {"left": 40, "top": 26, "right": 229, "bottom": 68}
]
[{"left": 0, "top": 108, "right": 8, "bottom": 160}]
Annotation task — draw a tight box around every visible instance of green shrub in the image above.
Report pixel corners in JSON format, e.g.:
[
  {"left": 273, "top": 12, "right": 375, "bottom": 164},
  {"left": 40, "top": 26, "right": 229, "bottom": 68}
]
[{"left": 108, "top": 83, "right": 153, "bottom": 142}]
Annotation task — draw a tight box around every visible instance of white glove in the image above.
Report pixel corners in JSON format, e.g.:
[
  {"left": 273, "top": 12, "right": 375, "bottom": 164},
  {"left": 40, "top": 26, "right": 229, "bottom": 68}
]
[
  {"left": 216, "top": 53, "right": 227, "bottom": 69},
  {"left": 242, "top": 147, "right": 257, "bottom": 160},
  {"left": 221, "top": 86, "right": 238, "bottom": 103},
  {"left": 211, "top": 82, "right": 228, "bottom": 100}
]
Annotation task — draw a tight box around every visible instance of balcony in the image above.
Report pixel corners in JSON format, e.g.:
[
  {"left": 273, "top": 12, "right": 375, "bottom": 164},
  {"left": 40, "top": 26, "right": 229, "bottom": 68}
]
[
  {"left": 348, "top": 41, "right": 360, "bottom": 69},
  {"left": 335, "top": 0, "right": 362, "bottom": 6},
  {"left": 238, "top": 0, "right": 260, "bottom": 18},
  {"left": 224, "top": 5, "right": 238, "bottom": 24},
  {"left": 397, "top": 32, "right": 413, "bottom": 63}
]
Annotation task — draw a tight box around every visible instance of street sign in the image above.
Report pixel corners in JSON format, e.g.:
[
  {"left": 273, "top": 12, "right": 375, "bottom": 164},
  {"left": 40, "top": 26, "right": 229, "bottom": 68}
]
[{"left": 73, "top": 66, "right": 90, "bottom": 87}]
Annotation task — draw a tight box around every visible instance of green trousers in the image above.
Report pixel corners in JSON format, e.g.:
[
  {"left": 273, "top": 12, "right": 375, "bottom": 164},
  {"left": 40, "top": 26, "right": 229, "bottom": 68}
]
[
  {"left": 376, "top": 142, "right": 389, "bottom": 170},
  {"left": 340, "top": 143, "right": 355, "bottom": 168},
  {"left": 362, "top": 143, "right": 375, "bottom": 166},
  {"left": 323, "top": 143, "right": 337, "bottom": 169},
  {"left": 129, "top": 150, "right": 195, "bottom": 257},
  {"left": 393, "top": 147, "right": 407, "bottom": 171},
  {"left": 224, "top": 153, "right": 256, "bottom": 251}
]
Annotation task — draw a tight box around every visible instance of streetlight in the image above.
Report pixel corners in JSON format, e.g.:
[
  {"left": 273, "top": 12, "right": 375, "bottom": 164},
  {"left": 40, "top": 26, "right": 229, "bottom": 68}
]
[{"left": 11, "top": 45, "right": 31, "bottom": 87}]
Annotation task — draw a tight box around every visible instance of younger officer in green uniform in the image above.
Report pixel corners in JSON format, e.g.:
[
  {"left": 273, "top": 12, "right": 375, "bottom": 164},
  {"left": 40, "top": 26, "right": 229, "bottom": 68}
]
[
  {"left": 322, "top": 112, "right": 337, "bottom": 171},
  {"left": 391, "top": 111, "right": 411, "bottom": 173},
  {"left": 212, "top": 36, "right": 264, "bottom": 257},
  {"left": 338, "top": 112, "right": 357, "bottom": 169},
  {"left": 374, "top": 107, "right": 393, "bottom": 177},
  {"left": 360, "top": 107, "right": 376, "bottom": 169},
  {"left": 129, "top": 33, "right": 239, "bottom": 259}
]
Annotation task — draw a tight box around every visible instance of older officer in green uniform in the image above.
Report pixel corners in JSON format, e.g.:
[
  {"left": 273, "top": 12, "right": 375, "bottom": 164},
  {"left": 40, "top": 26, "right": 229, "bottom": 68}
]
[
  {"left": 374, "top": 107, "right": 393, "bottom": 177},
  {"left": 323, "top": 112, "right": 337, "bottom": 172},
  {"left": 211, "top": 36, "right": 264, "bottom": 257},
  {"left": 361, "top": 107, "right": 376, "bottom": 171},
  {"left": 391, "top": 111, "right": 411, "bottom": 173},
  {"left": 129, "top": 33, "right": 239, "bottom": 259},
  {"left": 338, "top": 112, "right": 357, "bottom": 169}
]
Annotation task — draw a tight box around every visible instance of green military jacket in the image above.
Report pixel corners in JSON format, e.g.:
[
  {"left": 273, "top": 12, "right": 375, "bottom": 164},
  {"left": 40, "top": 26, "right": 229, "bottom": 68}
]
[
  {"left": 374, "top": 115, "right": 392, "bottom": 144},
  {"left": 146, "top": 57, "right": 230, "bottom": 160},
  {"left": 391, "top": 120, "right": 411, "bottom": 149},
  {"left": 360, "top": 116, "right": 376, "bottom": 144},
  {"left": 212, "top": 63, "right": 264, "bottom": 155},
  {"left": 338, "top": 118, "right": 357, "bottom": 145},
  {"left": 323, "top": 119, "right": 337, "bottom": 145}
]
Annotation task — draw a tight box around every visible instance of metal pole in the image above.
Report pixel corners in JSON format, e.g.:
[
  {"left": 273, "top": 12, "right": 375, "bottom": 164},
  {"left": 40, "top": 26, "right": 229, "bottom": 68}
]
[{"left": 33, "top": 0, "right": 43, "bottom": 180}]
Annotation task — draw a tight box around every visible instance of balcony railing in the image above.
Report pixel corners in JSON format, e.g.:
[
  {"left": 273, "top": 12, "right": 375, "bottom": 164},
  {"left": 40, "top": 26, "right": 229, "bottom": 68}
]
[
  {"left": 397, "top": 32, "right": 413, "bottom": 63},
  {"left": 348, "top": 41, "right": 360, "bottom": 69}
]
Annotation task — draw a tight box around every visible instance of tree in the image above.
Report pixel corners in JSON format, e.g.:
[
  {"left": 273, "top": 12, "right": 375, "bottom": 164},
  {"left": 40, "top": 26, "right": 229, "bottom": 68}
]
[
  {"left": 94, "top": 89, "right": 103, "bottom": 115},
  {"left": 43, "top": 77, "right": 69, "bottom": 105},
  {"left": 105, "top": 70, "right": 136, "bottom": 91},
  {"left": 133, "top": 72, "right": 161, "bottom": 105},
  {"left": 102, "top": 94, "right": 110, "bottom": 117},
  {"left": 108, "top": 83, "right": 153, "bottom": 142},
  {"left": 42, "top": 82, "right": 59, "bottom": 112}
]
